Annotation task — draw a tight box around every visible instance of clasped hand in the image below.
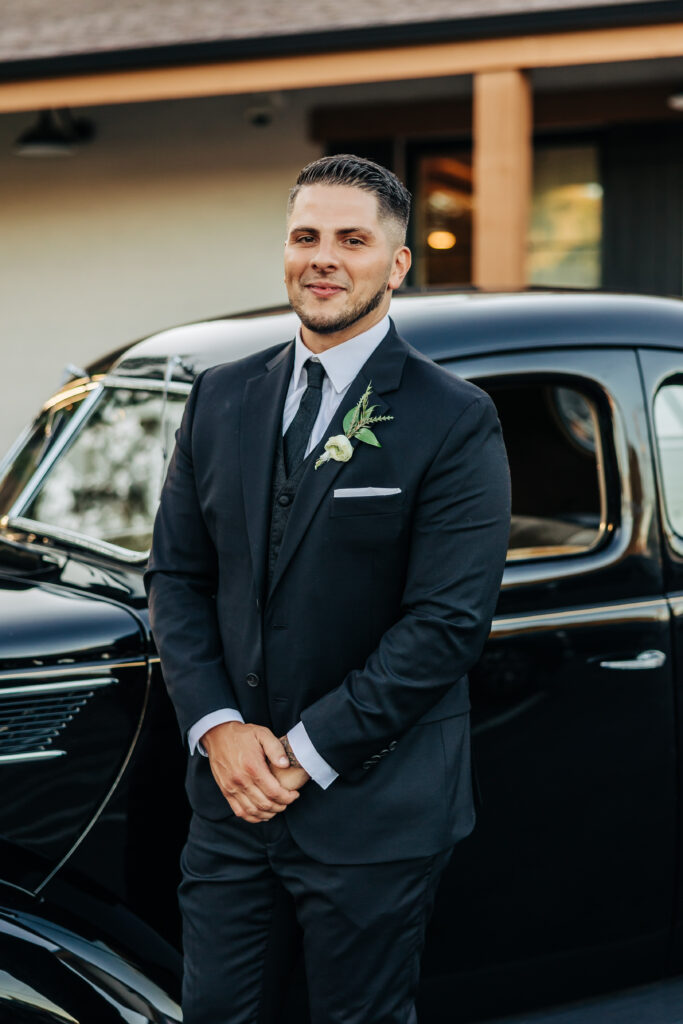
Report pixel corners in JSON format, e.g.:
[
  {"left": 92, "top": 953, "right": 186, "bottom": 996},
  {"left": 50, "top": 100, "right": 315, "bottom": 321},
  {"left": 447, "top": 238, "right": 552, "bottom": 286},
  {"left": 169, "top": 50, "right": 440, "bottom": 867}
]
[{"left": 201, "top": 721, "right": 310, "bottom": 823}]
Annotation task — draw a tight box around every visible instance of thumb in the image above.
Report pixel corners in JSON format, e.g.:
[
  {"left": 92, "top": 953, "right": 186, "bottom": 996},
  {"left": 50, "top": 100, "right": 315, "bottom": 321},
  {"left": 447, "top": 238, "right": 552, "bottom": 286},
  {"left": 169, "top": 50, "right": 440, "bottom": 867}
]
[{"left": 261, "top": 730, "right": 290, "bottom": 769}]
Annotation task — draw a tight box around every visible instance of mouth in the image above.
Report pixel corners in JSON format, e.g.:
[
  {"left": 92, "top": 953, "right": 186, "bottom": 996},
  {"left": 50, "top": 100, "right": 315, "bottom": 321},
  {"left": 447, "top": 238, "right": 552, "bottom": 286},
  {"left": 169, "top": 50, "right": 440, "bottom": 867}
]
[{"left": 305, "top": 283, "right": 345, "bottom": 298}]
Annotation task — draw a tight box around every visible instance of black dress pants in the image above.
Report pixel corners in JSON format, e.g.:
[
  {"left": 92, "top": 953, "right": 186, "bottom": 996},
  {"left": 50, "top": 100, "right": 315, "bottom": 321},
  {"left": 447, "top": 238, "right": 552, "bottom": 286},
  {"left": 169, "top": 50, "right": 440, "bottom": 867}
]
[{"left": 179, "top": 810, "right": 453, "bottom": 1024}]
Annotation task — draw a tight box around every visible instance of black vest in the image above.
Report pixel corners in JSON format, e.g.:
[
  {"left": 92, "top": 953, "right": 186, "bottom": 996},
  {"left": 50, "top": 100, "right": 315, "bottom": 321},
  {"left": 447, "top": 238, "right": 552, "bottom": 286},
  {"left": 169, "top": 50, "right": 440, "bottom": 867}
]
[{"left": 267, "top": 429, "right": 312, "bottom": 591}]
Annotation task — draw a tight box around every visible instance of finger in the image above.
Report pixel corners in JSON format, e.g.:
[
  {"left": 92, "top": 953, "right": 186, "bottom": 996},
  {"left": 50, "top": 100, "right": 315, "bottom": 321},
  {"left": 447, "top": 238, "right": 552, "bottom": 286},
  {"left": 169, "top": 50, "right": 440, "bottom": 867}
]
[
  {"left": 231, "top": 793, "right": 266, "bottom": 820},
  {"left": 244, "top": 760, "right": 298, "bottom": 805},
  {"left": 260, "top": 731, "right": 291, "bottom": 770},
  {"left": 245, "top": 790, "right": 288, "bottom": 815}
]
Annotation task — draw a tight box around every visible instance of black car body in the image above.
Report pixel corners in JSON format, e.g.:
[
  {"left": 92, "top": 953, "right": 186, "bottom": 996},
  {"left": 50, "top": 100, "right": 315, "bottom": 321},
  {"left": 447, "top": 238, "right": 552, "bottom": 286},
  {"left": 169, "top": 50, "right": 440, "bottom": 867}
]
[{"left": 0, "top": 291, "right": 682, "bottom": 1022}]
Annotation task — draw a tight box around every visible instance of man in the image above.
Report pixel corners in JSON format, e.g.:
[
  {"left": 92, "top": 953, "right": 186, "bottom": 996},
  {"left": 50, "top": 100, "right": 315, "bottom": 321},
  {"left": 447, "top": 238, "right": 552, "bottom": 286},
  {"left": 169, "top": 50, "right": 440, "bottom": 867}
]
[{"left": 145, "top": 154, "right": 511, "bottom": 1024}]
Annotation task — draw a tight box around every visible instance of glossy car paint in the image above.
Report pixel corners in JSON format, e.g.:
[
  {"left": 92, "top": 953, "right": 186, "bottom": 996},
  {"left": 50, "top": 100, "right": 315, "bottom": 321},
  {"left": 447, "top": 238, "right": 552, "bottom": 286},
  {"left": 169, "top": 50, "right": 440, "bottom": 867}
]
[{"left": 0, "top": 292, "right": 681, "bottom": 1022}]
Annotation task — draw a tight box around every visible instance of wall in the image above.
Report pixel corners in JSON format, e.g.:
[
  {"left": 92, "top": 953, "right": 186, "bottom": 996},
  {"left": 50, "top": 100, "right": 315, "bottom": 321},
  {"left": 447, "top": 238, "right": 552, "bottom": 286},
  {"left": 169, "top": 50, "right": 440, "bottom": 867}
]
[{"left": 0, "top": 92, "right": 319, "bottom": 451}]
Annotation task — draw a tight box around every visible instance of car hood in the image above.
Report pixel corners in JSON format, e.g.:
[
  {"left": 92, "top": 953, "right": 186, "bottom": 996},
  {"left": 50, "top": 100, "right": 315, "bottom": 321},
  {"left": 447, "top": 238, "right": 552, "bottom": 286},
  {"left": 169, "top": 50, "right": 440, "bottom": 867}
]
[{"left": 0, "top": 574, "right": 145, "bottom": 669}]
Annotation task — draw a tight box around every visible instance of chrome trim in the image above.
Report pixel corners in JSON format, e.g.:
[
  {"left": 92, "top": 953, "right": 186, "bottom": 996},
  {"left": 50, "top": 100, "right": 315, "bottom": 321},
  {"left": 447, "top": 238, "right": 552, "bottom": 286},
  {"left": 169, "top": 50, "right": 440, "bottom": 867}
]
[
  {"left": 0, "top": 750, "right": 66, "bottom": 764},
  {"left": 491, "top": 597, "right": 669, "bottom": 638},
  {"left": 0, "top": 678, "right": 117, "bottom": 698},
  {"left": 42, "top": 380, "right": 100, "bottom": 412},
  {"left": 7, "top": 385, "right": 103, "bottom": 518},
  {"left": 0, "top": 661, "right": 145, "bottom": 684},
  {"left": 103, "top": 374, "right": 191, "bottom": 395},
  {"left": 600, "top": 649, "right": 667, "bottom": 670},
  {"left": 6, "top": 516, "right": 149, "bottom": 563},
  {"left": 640, "top": 363, "right": 683, "bottom": 560}
]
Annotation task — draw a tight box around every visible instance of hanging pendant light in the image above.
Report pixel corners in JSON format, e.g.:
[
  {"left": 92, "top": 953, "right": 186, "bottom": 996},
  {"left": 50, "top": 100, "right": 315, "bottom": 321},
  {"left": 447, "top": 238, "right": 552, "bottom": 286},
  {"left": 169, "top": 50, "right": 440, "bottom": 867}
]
[{"left": 13, "top": 109, "right": 95, "bottom": 157}]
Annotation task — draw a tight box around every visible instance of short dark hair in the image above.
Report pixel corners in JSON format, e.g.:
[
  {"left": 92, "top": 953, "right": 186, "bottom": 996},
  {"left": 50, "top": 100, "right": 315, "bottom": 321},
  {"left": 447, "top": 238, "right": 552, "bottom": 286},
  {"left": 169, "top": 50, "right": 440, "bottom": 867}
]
[{"left": 288, "top": 154, "right": 411, "bottom": 242}]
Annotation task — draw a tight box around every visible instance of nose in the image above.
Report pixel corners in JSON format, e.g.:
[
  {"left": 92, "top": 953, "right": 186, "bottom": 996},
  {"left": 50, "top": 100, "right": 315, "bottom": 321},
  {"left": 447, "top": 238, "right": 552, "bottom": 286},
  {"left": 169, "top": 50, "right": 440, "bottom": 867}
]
[{"left": 310, "top": 237, "right": 338, "bottom": 270}]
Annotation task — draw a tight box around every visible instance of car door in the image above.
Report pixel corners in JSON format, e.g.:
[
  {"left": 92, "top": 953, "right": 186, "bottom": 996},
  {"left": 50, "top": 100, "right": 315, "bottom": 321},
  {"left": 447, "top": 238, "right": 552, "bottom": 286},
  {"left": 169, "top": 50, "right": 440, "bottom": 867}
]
[
  {"left": 418, "top": 347, "right": 677, "bottom": 1020},
  {"left": 637, "top": 347, "right": 683, "bottom": 965}
]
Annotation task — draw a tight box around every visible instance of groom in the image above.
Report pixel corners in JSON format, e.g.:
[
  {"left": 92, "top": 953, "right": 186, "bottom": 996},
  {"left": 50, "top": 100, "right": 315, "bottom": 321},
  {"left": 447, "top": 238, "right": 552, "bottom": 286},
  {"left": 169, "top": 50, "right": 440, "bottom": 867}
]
[{"left": 145, "top": 154, "right": 511, "bottom": 1023}]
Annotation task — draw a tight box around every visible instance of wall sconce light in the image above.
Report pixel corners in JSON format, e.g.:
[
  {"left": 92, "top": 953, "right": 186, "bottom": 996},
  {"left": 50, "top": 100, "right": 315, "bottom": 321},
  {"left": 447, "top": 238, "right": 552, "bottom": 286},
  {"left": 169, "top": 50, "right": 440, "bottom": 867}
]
[
  {"left": 427, "top": 230, "right": 457, "bottom": 250},
  {"left": 13, "top": 108, "right": 95, "bottom": 157}
]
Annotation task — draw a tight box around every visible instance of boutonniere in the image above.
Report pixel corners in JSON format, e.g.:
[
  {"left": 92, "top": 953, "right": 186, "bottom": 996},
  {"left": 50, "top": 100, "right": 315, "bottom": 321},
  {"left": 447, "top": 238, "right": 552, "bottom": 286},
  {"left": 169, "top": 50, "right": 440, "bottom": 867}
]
[{"left": 315, "top": 382, "right": 393, "bottom": 470}]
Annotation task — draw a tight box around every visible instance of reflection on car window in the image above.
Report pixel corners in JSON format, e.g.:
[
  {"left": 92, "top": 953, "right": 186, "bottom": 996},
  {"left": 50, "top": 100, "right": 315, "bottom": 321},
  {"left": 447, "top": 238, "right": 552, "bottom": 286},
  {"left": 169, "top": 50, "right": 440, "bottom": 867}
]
[
  {"left": 476, "top": 380, "right": 606, "bottom": 561},
  {"left": 653, "top": 382, "right": 683, "bottom": 538},
  {"left": 19, "top": 387, "right": 187, "bottom": 554},
  {"left": 0, "top": 387, "right": 94, "bottom": 517}
]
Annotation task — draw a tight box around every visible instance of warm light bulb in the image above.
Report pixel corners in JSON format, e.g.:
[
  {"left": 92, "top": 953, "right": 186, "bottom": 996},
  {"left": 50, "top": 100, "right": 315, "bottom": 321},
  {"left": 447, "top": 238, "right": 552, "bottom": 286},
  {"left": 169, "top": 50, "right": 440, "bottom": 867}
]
[{"left": 427, "top": 230, "right": 456, "bottom": 250}]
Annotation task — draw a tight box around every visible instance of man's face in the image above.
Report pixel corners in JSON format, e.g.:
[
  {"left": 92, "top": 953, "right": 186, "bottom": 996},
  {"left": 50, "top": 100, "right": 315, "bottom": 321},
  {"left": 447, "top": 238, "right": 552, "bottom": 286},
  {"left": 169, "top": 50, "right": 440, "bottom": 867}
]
[{"left": 284, "top": 183, "right": 411, "bottom": 347}]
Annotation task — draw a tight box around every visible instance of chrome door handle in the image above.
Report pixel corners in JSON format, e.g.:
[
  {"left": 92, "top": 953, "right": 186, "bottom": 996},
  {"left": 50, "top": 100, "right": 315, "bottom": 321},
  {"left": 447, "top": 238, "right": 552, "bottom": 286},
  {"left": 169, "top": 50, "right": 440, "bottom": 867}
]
[{"left": 599, "top": 649, "right": 667, "bottom": 670}]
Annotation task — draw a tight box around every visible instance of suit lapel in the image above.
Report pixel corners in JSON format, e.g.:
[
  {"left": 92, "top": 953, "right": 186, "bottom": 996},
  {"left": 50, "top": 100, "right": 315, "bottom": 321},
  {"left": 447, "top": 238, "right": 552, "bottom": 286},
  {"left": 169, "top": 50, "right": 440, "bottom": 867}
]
[
  {"left": 267, "top": 322, "right": 409, "bottom": 602},
  {"left": 240, "top": 341, "right": 294, "bottom": 606}
]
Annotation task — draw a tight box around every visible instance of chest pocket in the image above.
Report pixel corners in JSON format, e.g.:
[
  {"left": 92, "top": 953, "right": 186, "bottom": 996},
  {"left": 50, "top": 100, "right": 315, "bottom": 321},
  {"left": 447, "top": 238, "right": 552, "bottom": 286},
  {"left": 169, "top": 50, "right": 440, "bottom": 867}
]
[{"left": 329, "top": 490, "right": 405, "bottom": 518}]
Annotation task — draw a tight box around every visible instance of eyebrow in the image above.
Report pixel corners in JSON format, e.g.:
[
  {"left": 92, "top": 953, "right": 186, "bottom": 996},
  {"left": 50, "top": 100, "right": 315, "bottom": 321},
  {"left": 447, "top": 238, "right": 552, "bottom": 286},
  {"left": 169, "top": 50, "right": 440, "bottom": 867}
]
[{"left": 289, "top": 225, "right": 376, "bottom": 237}]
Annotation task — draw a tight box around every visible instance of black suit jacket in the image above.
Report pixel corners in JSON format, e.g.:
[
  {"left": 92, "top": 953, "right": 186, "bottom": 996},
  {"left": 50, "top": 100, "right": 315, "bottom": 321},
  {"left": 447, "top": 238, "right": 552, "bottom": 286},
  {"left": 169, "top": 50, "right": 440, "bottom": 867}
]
[{"left": 145, "top": 321, "right": 511, "bottom": 863}]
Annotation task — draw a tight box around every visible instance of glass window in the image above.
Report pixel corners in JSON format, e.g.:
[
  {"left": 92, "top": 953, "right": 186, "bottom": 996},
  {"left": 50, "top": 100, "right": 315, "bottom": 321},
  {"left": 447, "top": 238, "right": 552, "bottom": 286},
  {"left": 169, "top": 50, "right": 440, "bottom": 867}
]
[
  {"left": 528, "top": 144, "right": 603, "bottom": 289},
  {"left": 17, "top": 386, "right": 187, "bottom": 554},
  {"left": 653, "top": 382, "right": 683, "bottom": 537},
  {"left": 0, "top": 386, "right": 96, "bottom": 516},
  {"left": 412, "top": 150, "right": 473, "bottom": 287},
  {"left": 476, "top": 379, "right": 606, "bottom": 561}
]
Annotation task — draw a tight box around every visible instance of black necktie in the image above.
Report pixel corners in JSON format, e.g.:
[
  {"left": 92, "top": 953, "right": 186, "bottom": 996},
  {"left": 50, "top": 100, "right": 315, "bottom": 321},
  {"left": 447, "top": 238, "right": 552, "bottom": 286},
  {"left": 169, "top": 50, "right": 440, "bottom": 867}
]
[{"left": 283, "top": 359, "right": 326, "bottom": 476}]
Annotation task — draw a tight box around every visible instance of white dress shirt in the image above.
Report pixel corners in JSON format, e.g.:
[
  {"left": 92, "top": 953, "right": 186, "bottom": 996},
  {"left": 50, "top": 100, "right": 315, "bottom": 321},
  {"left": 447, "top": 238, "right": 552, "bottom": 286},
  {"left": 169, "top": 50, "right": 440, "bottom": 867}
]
[{"left": 187, "top": 314, "right": 391, "bottom": 788}]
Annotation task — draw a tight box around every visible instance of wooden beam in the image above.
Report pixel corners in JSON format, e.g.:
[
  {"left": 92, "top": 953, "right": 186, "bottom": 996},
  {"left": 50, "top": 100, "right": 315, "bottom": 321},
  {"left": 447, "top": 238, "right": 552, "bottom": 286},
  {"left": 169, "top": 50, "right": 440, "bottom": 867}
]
[
  {"left": 0, "top": 21, "right": 682, "bottom": 113},
  {"left": 473, "top": 70, "right": 532, "bottom": 289},
  {"left": 310, "top": 98, "right": 472, "bottom": 142},
  {"left": 311, "top": 84, "right": 683, "bottom": 142}
]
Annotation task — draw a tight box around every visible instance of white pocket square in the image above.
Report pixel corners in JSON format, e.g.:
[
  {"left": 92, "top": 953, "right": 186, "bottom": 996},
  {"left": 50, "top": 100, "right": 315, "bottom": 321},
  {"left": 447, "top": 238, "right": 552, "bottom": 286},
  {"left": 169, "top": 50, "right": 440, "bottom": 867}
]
[{"left": 333, "top": 487, "right": 402, "bottom": 497}]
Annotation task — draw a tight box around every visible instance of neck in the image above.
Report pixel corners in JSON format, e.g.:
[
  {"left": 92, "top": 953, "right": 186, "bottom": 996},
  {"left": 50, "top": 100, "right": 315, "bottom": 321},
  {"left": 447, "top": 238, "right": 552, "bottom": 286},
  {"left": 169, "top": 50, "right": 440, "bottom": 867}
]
[{"left": 301, "top": 306, "right": 390, "bottom": 353}]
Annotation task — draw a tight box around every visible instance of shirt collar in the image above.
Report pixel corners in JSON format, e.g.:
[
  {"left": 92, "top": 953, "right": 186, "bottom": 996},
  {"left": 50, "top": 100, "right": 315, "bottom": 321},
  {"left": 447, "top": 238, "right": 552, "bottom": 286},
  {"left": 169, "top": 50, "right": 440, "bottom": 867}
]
[{"left": 292, "top": 314, "right": 391, "bottom": 395}]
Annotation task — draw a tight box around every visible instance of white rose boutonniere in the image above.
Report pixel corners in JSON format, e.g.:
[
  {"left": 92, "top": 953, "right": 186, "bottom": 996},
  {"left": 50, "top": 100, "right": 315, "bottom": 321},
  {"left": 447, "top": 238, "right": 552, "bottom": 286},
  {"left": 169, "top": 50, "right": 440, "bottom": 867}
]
[{"left": 315, "top": 382, "right": 393, "bottom": 470}]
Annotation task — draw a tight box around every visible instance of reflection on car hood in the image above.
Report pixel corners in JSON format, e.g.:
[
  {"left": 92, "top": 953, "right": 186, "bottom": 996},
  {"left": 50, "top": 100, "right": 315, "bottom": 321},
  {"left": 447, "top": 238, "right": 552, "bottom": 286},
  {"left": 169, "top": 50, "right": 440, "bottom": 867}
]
[{"left": 0, "top": 576, "right": 143, "bottom": 669}]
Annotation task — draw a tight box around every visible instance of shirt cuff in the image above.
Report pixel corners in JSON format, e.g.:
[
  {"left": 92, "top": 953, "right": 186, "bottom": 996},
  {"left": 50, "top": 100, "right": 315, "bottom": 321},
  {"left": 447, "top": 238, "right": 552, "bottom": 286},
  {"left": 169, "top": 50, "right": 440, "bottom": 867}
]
[
  {"left": 287, "top": 720, "right": 338, "bottom": 790},
  {"left": 188, "top": 708, "right": 245, "bottom": 756}
]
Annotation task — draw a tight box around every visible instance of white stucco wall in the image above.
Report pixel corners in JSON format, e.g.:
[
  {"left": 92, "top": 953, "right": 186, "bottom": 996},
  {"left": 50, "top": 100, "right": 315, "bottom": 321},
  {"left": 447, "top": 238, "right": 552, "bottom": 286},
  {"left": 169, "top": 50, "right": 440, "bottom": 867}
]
[{"left": 0, "top": 92, "right": 320, "bottom": 452}]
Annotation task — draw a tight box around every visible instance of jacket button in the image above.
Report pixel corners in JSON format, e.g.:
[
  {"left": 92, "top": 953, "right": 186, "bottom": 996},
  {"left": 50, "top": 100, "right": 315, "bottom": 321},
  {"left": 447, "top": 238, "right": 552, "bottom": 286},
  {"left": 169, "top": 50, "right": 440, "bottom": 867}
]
[
  {"left": 246, "top": 673, "right": 260, "bottom": 688},
  {"left": 278, "top": 494, "right": 291, "bottom": 506}
]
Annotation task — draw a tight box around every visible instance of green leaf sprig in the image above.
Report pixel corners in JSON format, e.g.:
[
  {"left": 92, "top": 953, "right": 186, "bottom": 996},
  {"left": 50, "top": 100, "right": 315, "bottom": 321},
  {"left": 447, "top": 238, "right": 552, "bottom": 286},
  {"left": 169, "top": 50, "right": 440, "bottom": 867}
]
[{"left": 341, "top": 382, "right": 393, "bottom": 448}]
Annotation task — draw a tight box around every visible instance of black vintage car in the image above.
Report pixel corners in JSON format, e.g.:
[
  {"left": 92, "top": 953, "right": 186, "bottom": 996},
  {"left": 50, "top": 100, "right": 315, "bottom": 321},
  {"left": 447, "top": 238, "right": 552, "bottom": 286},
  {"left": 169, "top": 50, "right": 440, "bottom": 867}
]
[{"left": 0, "top": 291, "right": 682, "bottom": 1023}]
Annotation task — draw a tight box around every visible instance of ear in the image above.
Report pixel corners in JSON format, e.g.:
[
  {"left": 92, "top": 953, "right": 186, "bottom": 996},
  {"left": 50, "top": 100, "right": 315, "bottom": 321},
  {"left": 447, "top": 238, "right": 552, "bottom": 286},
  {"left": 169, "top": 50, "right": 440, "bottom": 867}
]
[{"left": 388, "top": 246, "right": 412, "bottom": 293}]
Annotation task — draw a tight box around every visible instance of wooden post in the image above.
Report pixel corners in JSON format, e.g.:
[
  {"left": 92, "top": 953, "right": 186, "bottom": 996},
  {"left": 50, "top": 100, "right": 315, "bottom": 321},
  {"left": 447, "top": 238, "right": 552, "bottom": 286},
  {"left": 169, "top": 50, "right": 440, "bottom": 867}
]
[{"left": 473, "top": 69, "right": 532, "bottom": 289}]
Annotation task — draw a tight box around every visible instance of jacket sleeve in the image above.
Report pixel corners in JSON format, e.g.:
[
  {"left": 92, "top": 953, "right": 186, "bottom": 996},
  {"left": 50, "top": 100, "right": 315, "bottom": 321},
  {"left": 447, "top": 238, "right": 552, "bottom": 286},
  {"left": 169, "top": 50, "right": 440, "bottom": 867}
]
[
  {"left": 300, "top": 393, "right": 511, "bottom": 777},
  {"left": 144, "top": 370, "right": 240, "bottom": 742}
]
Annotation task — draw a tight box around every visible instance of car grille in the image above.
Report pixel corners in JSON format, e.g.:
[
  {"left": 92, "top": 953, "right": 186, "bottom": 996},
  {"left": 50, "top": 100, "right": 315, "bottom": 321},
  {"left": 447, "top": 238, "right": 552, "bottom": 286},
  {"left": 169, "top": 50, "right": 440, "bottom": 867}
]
[{"left": 0, "top": 678, "right": 117, "bottom": 763}]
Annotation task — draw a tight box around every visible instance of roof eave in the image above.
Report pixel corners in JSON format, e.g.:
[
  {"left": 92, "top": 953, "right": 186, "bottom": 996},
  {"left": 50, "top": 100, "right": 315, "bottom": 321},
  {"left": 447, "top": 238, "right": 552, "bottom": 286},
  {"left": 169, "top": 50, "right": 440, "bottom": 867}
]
[{"left": 1, "top": 0, "right": 681, "bottom": 85}]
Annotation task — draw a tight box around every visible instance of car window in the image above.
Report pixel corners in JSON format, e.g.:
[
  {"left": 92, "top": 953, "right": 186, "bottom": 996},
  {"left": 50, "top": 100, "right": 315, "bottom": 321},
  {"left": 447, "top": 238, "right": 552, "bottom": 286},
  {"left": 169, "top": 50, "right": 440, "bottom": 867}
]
[
  {"left": 16, "top": 386, "right": 187, "bottom": 555},
  {"left": 474, "top": 380, "right": 606, "bottom": 561},
  {"left": 653, "top": 380, "right": 683, "bottom": 538},
  {"left": 0, "top": 385, "right": 96, "bottom": 516}
]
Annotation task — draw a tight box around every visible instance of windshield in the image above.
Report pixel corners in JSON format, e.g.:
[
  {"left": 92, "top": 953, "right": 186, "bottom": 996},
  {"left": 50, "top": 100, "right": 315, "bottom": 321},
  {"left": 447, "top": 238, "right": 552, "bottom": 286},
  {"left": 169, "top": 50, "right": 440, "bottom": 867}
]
[
  {"left": 0, "top": 386, "right": 96, "bottom": 516},
  {"left": 3, "top": 385, "right": 187, "bottom": 556}
]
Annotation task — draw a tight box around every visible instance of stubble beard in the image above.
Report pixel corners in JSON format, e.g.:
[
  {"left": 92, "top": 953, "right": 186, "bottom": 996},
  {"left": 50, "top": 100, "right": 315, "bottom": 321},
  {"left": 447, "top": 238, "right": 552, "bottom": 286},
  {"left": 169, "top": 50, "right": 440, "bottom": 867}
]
[{"left": 290, "top": 279, "right": 389, "bottom": 336}]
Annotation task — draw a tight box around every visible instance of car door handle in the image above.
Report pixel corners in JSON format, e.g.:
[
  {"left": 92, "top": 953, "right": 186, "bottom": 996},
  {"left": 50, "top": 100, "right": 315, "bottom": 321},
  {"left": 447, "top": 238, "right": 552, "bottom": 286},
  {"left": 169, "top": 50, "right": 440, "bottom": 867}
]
[{"left": 599, "top": 649, "right": 667, "bottom": 670}]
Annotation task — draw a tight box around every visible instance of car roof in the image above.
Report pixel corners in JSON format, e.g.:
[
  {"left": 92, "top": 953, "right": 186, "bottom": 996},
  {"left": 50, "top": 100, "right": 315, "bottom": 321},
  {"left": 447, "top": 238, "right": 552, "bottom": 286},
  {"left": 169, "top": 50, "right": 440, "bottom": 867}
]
[{"left": 109, "top": 291, "right": 683, "bottom": 384}]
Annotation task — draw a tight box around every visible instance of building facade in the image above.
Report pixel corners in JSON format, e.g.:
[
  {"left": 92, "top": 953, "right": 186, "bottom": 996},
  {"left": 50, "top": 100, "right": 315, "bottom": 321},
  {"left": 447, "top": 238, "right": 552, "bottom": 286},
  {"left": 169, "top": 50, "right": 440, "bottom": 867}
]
[{"left": 0, "top": 0, "right": 682, "bottom": 447}]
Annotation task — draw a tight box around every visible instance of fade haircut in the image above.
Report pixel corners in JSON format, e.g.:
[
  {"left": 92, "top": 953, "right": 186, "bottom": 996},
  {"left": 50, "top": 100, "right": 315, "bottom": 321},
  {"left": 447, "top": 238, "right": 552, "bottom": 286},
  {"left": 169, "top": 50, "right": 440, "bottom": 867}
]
[{"left": 288, "top": 154, "right": 411, "bottom": 244}]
